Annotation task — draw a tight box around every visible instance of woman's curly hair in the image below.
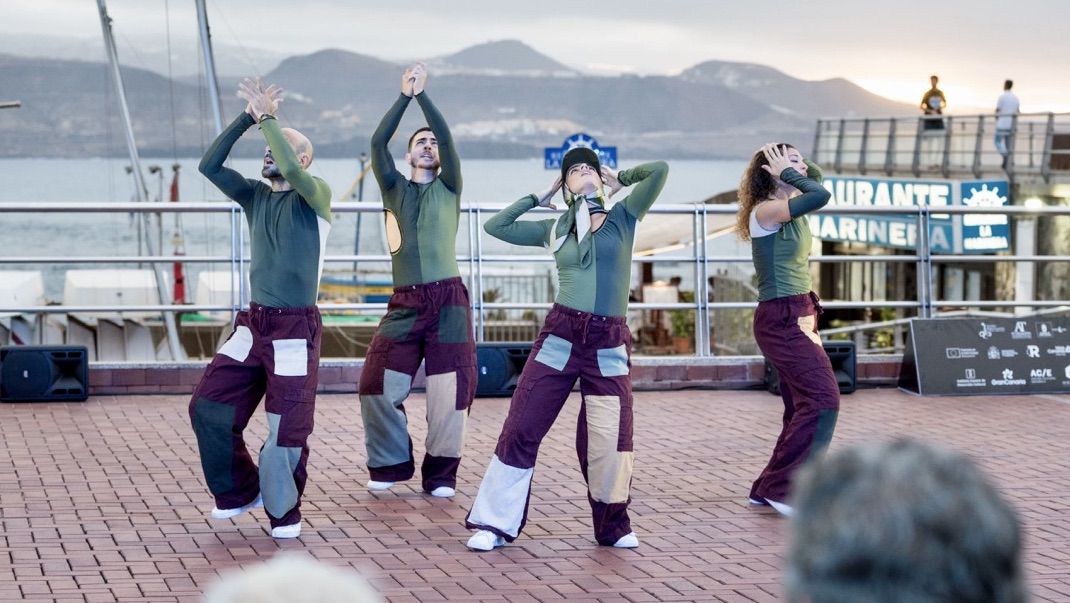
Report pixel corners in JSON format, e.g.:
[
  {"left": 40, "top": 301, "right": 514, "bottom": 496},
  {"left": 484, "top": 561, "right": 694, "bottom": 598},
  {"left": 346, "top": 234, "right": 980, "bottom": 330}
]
[{"left": 736, "top": 143, "right": 795, "bottom": 242}]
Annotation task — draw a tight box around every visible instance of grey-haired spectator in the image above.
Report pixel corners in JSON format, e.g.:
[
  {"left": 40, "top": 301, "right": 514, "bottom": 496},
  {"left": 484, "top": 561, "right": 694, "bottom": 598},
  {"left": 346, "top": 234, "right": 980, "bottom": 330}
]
[
  {"left": 204, "top": 553, "right": 382, "bottom": 603},
  {"left": 786, "top": 439, "right": 1028, "bottom": 603}
]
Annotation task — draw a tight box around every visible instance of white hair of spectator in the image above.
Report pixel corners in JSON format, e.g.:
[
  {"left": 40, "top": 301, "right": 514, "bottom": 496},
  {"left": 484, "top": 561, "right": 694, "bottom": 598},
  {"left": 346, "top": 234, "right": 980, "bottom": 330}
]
[{"left": 203, "top": 553, "right": 382, "bottom": 603}]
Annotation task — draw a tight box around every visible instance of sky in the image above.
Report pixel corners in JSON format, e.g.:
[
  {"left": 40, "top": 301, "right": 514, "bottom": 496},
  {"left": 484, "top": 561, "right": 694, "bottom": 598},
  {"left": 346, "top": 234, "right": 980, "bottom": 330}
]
[{"left": 5, "top": 0, "right": 1069, "bottom": 111}]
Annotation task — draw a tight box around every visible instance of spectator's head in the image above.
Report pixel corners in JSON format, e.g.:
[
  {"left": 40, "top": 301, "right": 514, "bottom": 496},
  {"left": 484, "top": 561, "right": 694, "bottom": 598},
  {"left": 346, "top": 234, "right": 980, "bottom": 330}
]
[
  {"left": 1004, "top": 80, "right": 1014, "bottom": 91},
  {"left": 204, "top": 553, "right": 382, "bottom": 603},
  {"left": 930, "top": 75, "right": 940, "bottom": 87},
  {"left": 786, "top": 439, "right": 1027, "bottom": 603},
  {"left": 669, "top": 276, "right": 683, "bottom": 287}
]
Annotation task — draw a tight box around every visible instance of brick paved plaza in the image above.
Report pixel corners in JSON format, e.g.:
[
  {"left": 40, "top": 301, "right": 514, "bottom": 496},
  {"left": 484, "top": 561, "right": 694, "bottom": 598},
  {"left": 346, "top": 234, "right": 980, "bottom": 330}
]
[{"left": 2, "top": 388, "right": 1068, "bottom": 602}]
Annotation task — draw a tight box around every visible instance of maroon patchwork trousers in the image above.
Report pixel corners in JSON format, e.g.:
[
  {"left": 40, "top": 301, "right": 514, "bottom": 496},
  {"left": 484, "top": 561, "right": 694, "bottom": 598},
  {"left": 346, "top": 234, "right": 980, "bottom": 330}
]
[
  {"left": 358, "top": 277, "right": 476, "bottom": 492},
  {"left": 750, "top": 292, "right": 839, "bottom": 503},
  {"left": 189, "top": 303, "right": 321, "bottom": 529},
  {"left": 466, "top": 304, "right": 635, "bottom": 546}
]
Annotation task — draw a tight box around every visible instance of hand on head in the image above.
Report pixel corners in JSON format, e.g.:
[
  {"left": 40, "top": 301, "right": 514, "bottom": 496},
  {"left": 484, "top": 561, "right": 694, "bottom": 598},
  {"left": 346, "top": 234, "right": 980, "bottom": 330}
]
[
  {"left": 238, "top": 78, "right": 284, "bottom": 121},
  {"left": 759, "top": 143, "right": 795, "bottom": 179},
  {"left": 537, "top": 176, "right": 562, "bottom": 209},
  {"left": 601, "top": 165, "right": 622, "bottom": 198}
]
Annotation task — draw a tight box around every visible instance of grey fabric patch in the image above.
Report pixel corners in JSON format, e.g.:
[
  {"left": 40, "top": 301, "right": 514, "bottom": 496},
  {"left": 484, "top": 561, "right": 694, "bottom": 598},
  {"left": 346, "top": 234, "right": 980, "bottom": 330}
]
[
  {"left": 360, "top": 369, "right": 413, "bottom": 467},
  {"left": 191, "top": 398, "right": 237, "bottom": 495},
  {"left": 534, "top": 334, "right": 572, "bottom": 371},
  {"left": 259, "top": 412, "right": 301, "bottom": 518},
  {"left": 437, "top": 305, "right": 470, "bottom": 344}
]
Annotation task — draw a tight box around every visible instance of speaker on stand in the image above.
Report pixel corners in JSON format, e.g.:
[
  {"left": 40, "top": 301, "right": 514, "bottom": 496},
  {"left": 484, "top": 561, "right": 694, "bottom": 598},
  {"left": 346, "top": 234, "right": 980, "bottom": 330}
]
[
  {"left": 475, "top": 342, "right": 533, "bottom": 397},
  {"left": 764, "top": 340, "right": 856, "bottom": 395},
  {"left": 0, "top": 345, "right": 89, "bottom": 402}
]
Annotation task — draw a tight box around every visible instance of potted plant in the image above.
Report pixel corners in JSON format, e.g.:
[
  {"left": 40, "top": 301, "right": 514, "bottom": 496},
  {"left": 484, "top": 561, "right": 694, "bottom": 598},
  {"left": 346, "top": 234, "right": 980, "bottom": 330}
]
[{"left": 669, "top": 291, "right": 694, "bottom": 354}]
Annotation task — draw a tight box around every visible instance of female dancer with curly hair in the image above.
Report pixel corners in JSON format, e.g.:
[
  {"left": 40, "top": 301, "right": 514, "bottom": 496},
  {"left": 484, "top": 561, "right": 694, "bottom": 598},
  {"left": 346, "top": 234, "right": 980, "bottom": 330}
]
[{"left": 737, "top": 143, "right": 837, "bottom": 517}]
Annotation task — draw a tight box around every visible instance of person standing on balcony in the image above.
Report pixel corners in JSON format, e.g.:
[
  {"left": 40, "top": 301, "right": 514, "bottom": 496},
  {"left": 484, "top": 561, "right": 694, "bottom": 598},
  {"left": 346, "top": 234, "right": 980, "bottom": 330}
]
[
  {"left": 189, "top": 79, "right": 333, "bottom": 539},
  {"left": 995, "top": 80, "right": 1020, "bottom": 169},
  {"left": 920, "top": 75, "right": 947, "bottom": 130},
  {"left": 464, "top": 147, "right": 668, "bottom": 551},
  {"left": 735, "top": 143, "right": 838, "bottom": 518},
  {"left": 358, "top": 63, "right": 475, "bottom": 498}
]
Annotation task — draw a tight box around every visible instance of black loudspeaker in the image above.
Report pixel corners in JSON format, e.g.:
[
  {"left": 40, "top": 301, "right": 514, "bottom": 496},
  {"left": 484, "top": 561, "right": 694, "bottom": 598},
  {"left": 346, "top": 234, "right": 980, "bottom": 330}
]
[
  {"left": 765, "top": 340, "right": 857, "bottom": 396},
  {"left": 475, "top": 342, "right": 533, "bottom": 397},
  {"left": 0, "top": 345, "right": 89, "bottom": 402}
]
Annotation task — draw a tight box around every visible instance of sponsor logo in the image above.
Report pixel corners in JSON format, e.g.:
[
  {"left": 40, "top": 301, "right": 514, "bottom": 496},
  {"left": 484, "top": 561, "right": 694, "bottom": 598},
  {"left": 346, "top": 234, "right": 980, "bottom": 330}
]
[
  {"left": 1030, "top": 368, "right": 1055, "bottom": 384},
  {"left": 955, "top": 368, "right": 986, "bottom": 388},
  {"left": 945, "top": 347, "right": 979, "bottom": 359},
  {"left": 991, "top": 368, "right": 1027, "bottom": 386},
  {"left": 1048, "top": 345, "right": 1070, "bottom": 357},
  {"left": 1011, "top": 321, "right": 1033, "bottom": 340},
  {"left": 1036, "top": 322, "right": 1054, "bottom": 338},
  {"left": 1026, "top": 345, "right": 1041, "bottom": 358},
  {"left": 987, "top": 346, "right": 1001, "bottom": 360}
]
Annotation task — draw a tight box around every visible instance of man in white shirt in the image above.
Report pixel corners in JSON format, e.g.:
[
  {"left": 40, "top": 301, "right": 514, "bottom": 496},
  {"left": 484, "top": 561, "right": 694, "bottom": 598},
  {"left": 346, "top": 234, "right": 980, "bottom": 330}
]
[{"left": 995, "top": 80, "right": 1021, "bottom": 169}]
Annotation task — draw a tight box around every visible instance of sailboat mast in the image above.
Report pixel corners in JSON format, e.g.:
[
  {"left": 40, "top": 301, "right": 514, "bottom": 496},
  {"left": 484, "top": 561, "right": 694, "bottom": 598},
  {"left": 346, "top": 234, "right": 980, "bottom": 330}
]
[
  {"left": 95, "top": 0, "right": 185, "bottom": 361},
  {"left": 195, "top": 0, "right": 225, "bottom": 135}
]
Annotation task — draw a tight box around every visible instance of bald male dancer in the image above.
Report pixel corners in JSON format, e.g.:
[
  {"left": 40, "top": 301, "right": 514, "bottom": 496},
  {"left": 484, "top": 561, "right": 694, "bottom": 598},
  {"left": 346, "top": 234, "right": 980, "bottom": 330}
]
[{"left": 189, "top": 79, "right": 332, "bottom": 539}]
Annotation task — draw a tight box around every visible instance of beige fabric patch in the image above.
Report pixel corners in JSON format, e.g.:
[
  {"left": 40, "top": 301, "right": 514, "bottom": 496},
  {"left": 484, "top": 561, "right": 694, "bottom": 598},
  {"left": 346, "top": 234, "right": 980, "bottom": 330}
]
[
  {"left": 584, "top": 395, "right": 632, "bottom": 503},
  {"left": 385, "top": 210, "right": 403, "bottom": 254},
  {"left": 797, "top": 315, "right": 822, "bottom": 346},
  {"left": 425, "top": 371, "right": 467, "bottom": 458}
]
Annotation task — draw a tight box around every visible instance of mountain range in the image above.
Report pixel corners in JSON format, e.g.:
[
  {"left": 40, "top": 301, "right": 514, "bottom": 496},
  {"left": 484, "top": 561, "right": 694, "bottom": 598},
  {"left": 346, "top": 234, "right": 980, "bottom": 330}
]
[{"left": 0, "top": 39, "right": 916, "bottom": 159}]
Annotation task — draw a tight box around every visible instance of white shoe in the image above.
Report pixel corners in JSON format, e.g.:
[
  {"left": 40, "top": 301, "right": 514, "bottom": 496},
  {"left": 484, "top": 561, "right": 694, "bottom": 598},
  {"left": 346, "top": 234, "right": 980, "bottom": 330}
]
[
  {"left": 210, "top": 494, "right": 262, "bottom": 520},
  {"left": 748, "top": 497, "right": 768, "bottom": 506},
  {"left": 430, "top": 486, "right": 455, "bottom": 498},
  {"left": 466, "top": 530, "right": 505, "bottom": 551},
  {"left": 367, "top": 480, "right": 395, "bottom": 491},
  {"left": 271, "top": 522, "right": 301, "bottom": 539},
  {"left": 613, "top": 532, "right": 639, "bottom": 548},
  {"left": 765, "top": 498, "right": 794, "bottom": 517}
]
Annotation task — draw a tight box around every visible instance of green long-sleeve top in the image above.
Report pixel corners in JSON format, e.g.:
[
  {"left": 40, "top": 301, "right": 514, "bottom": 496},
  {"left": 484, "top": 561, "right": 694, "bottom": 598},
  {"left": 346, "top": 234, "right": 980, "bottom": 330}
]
[
  {"left": 371, "top": 92, "right": 462, "bottom": 286},
  {"left": 750, "top": 161, "right": 830, "bottom": 302},
  {"left": 484, "top": 161, "right": 669, "bottom": 317},
  {"left": 198, "top": 112, "right": 333, "bottom": 308}
]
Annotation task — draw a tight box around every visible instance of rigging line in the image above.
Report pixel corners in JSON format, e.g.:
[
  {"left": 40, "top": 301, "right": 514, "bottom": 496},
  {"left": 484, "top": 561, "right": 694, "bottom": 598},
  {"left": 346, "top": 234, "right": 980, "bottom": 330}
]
[
  {"left": 207, "top": 0, "right": 265, "bottom": 77},
  {"left": 163, "top": 0, "right": 179, "bottom": 162}
]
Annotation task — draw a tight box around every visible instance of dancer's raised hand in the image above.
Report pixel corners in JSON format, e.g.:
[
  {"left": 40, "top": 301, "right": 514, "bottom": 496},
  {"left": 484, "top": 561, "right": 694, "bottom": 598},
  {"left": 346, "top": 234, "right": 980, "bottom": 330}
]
[
  {"left": 759, "top": 143, "right": 793, "bottom": 179},
  {"left": 536, "top": 176, "right": 562, "bottom": 209},
  {"left": 601, "top": 165, "right": 622, "bottom": 198},
  {"left": 401, "top": 67, "right": 415, "bottom": 97},
  {"left": 412, "top": 62, "right": 428, "bottom": 96}
]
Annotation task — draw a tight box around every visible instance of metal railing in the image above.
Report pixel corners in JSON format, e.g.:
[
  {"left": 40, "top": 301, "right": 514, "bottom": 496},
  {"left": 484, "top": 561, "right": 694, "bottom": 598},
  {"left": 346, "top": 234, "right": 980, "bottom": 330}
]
[
  {"left": 1, "top": 201, "right": 1068, "bottom": 357},
  {"left": 813, "top": 112, "right": 1070, "bottom": 181}
]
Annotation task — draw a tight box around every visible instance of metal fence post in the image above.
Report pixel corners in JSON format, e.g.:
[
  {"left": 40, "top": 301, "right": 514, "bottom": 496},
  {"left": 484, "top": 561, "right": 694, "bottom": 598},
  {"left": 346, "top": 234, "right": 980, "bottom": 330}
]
[
  {"left": 858, "top": 118, "right": 870, "bottom": 174},
  {"left": 1041, "top": 113, "right": 1055, "bottom": 183},
  {"left": 884, "top": 118, "right": 897, "bottom": 176},
  {"left": 834, "top": 119, "right": 846, "bottom": 173},
  {"left": 917, "top": 205, "right": 932, "bottom": 319}
]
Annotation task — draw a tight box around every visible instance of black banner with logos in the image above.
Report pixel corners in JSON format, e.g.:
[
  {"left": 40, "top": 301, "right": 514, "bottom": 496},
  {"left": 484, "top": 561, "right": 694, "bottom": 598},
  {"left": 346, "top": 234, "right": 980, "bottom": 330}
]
[{"left": 899, "top": 317, "right": 1070, "bottom": 395}]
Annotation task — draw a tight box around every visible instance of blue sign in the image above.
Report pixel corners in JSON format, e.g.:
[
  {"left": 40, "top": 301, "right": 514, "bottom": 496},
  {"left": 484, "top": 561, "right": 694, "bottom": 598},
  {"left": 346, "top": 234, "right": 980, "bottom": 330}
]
[
  {"left": 959, "top": 180, "right": 1010, "bottom": 252},
  {"left": 808, "top": 176, "right": 1010, "bottom": 254},
  {"left": 544, "top": 133, "right": 617, "bottom": 170}
]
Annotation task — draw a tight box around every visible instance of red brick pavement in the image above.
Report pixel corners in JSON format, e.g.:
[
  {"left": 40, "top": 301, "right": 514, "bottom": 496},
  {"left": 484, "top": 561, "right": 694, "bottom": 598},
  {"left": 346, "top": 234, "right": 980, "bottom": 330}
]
[{"left": 1, "top": 389, "right": 1068, "bottom": 602}]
